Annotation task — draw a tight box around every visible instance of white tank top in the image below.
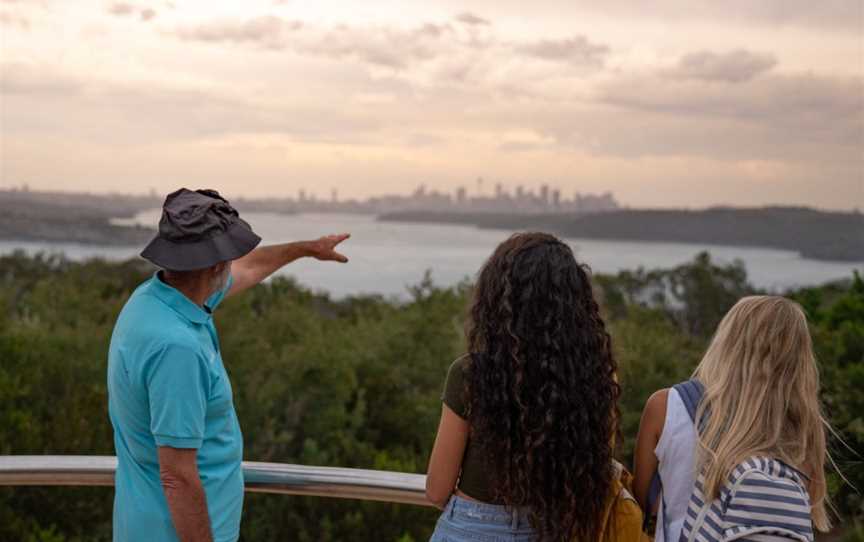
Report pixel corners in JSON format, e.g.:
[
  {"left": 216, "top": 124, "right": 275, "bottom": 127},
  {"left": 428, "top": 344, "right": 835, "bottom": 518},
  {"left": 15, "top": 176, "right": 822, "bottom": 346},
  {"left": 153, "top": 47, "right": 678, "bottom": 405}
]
[{"left": 654, "top": 388, "right": 698, "bottom": 542}]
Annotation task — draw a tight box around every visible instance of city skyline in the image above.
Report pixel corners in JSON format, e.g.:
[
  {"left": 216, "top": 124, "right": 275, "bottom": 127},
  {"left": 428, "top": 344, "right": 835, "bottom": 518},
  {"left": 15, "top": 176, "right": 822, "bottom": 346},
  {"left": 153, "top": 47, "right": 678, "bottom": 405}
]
[
  {"left": 1, "top": 1, "right": 862, "bottom": 210},
  {"left": 3, "top": 180, "right": 621, "bottom": 215},
  {"left": 3, "top": 174, "right": 861, "bottom": 213},
  {"left": 293, "top": 180, "right": 620, "bottom": 214}
]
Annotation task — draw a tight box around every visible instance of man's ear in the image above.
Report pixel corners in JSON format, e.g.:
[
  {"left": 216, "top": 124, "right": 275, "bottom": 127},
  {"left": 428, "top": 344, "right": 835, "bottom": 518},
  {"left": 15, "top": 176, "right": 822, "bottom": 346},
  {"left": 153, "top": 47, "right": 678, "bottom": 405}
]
[{"left": 211, "top": 262, "right": 228, "bottom": 278}]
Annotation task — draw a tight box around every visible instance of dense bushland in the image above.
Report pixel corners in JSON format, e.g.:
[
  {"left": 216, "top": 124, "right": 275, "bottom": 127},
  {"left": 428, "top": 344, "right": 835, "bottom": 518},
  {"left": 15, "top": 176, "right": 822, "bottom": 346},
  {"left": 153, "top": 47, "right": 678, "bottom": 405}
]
[{"left": 0, "top": 252, "right": 860, "bottom": 541}]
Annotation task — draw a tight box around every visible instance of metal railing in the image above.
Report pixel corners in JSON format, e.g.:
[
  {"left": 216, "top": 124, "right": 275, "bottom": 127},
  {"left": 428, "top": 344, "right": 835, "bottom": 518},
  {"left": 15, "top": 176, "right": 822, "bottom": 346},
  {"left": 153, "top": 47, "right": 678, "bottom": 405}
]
[{"left": 0, "top": 456, "right": 433, "bottom": 507}]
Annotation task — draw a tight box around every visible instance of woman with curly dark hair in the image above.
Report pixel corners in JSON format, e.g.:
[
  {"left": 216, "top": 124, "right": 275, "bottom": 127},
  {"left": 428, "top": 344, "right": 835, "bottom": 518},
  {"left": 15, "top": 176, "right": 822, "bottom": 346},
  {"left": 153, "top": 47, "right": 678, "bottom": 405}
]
[{"left": 425, "top": 232, "right": 621, "bottom": 542}]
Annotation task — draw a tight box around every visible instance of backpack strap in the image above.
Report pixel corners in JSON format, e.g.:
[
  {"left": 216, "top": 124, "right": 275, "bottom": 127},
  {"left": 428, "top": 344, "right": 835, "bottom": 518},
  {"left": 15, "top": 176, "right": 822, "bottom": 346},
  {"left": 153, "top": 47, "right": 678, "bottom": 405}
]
[
  {"left": 671, "top": 379, "right": 704, "bottom": 424},
  {"left": 646, "top": 473, "right": 662, "bottom": 523},
  {"left": 646, "top": 380, "right": 705, "bottom": 529},
  {"left": 642, "top": 470, "right": 663, "bottom": 530}
]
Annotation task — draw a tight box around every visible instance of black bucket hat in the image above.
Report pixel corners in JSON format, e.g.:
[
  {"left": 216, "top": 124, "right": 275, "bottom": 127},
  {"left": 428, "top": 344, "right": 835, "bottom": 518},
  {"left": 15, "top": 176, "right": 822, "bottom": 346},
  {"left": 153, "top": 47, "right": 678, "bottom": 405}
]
[{"left": 141, "top": 188, "right": 261, "bottom": 271}]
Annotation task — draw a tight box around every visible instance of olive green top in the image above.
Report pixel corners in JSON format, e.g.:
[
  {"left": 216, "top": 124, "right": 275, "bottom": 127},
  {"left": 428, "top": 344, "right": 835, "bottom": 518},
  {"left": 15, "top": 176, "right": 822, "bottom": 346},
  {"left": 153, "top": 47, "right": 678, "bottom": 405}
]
[{"left": 441, "top": 355, "right": 501, "bottom": 504}]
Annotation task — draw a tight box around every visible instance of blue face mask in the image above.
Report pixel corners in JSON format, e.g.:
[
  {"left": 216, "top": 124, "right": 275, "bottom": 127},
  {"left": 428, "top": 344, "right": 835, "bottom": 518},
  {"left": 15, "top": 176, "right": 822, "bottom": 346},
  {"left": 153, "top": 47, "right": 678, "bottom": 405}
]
[{"left": 213, "top": 266, "right": 231, "bottom": 296}]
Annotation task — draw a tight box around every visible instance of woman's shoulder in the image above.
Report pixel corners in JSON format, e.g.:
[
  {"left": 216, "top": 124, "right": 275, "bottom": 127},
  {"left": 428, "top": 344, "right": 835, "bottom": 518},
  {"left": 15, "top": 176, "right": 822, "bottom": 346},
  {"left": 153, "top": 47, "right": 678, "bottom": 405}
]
[
  {"left": 644, "top": 388, "right": 670, "bottom": 417},
  {"left": 447, "top": 354, "right": 473, "bottom": 380},
  {"left": 442, "top": 354, "right": 473, "bottom": 419},
  {"left": 447, "top": 353, "right": 473, "bottom": 375}
]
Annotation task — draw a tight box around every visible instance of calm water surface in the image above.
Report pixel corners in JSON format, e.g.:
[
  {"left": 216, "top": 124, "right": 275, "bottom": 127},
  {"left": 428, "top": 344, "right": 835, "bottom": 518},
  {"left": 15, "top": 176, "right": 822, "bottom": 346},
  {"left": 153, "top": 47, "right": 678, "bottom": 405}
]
[{"left": 1, "top": 211, "right": 860, "bottom": 298}]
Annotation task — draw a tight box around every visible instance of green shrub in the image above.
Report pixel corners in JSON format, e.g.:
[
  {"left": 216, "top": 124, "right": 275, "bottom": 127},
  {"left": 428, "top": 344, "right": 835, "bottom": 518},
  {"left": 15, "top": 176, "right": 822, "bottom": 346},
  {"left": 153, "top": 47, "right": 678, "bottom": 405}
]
[{"left": 0, "top": 252, "right": 860, "bottom": 541}]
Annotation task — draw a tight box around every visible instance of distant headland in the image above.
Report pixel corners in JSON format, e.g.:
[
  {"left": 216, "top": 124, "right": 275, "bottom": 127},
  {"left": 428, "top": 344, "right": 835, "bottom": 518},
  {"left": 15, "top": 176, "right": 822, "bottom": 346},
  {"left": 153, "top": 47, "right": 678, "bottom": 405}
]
[
  {"left": 1, "top": 188, "right": 861, "bottom": 263},
  {"left": 378, "top": 208, "right": 864, "bottom": 263},
  {"left": 0, "top": 190, "right": 156, "bottom": 246}
]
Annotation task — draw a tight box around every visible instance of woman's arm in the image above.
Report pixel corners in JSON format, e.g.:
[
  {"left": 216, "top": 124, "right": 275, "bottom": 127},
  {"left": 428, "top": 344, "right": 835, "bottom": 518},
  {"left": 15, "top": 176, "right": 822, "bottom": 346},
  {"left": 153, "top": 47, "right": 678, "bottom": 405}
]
[
  {"left": 425, "top": 404, "right": 469, "bottom": 509},
  {"left": 633, "top": 388, "right": 668, "bottom": 513}
]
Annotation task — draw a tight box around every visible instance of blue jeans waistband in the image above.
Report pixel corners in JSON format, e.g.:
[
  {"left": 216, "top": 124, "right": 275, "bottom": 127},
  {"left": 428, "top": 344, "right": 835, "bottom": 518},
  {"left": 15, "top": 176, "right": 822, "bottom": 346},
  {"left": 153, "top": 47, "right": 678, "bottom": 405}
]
[{"left": 445, "top": 494, "right": 533, "bottom": 530}]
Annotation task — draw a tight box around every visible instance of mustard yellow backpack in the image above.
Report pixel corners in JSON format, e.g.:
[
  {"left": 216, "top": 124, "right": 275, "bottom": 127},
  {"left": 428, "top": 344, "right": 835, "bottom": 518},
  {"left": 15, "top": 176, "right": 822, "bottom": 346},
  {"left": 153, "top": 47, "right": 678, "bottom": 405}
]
[{"left": 596, "top": 461, "right": 651, "bottom": 542}]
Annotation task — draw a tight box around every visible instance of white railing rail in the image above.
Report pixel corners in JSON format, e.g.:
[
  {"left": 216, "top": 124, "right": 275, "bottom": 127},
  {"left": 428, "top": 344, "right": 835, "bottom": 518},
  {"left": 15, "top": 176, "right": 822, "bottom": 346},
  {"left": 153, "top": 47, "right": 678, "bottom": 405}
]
[{"left": 0, "top": 455, "right": 432, "bottom": 507}]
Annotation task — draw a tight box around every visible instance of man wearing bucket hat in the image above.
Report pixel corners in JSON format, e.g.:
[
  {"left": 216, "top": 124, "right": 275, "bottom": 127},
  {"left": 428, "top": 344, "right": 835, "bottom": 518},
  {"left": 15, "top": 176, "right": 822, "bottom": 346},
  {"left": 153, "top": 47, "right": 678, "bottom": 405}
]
[{"left": 107, "top": 188, "right": 349, "bottom": 542}]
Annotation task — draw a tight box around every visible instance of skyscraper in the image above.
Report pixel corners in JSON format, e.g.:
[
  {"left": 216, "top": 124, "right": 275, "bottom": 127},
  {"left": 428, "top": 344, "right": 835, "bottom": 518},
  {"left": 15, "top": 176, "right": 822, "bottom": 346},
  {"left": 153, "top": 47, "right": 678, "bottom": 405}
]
[{"left": 456, "top": 187, "right": 467, "bottom": 204}]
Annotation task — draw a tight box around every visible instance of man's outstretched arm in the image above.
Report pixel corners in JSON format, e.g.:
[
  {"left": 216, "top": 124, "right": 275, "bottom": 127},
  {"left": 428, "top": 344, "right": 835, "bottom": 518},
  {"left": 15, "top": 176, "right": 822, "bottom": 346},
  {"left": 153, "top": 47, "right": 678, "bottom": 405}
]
[{"left": 227, "top": 234, "right": 350, "bottom": 298}]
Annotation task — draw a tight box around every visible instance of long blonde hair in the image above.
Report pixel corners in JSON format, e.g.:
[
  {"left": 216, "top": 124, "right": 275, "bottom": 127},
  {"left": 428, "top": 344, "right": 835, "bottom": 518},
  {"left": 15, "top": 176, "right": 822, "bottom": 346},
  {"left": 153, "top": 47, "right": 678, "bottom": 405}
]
[{"left": 693, "top": 295, "right": 831, "bottom": 531}]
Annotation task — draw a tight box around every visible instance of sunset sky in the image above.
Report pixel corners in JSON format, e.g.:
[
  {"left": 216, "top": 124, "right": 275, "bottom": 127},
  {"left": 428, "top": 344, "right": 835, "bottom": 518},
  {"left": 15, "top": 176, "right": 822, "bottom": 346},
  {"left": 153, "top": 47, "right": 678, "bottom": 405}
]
[{"left": 1, "top": 0, "right": 862, "bottom": 209}]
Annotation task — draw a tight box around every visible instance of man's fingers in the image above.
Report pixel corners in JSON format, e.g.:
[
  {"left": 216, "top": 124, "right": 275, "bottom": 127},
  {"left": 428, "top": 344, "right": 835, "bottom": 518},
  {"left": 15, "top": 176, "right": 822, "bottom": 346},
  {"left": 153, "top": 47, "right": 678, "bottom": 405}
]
[
  {"left": 327, "top": 234, "right": 349, "bottom": 262},
  {"left": 314, "top": 234, "right": 350, "bottom": 262},
  {"left": 330, "top": 233, "right": 350, "bottom": 245}
]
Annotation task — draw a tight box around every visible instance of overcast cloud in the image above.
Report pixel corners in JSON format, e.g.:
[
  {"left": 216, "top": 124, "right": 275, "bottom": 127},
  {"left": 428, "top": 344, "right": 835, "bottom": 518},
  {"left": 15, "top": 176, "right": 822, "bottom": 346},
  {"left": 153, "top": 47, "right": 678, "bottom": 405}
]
[
  {"left": 0, "top": 0, "right": 861, "bottom": 209},
  {"left": 671, "top": 50, "right": 778, "bottom": 83}
]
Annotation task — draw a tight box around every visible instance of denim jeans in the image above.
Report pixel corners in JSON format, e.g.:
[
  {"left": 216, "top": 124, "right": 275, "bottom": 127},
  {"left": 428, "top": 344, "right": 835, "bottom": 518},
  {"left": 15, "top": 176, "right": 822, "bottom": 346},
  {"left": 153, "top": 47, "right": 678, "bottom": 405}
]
[{"left": 429, "top": 495, "right": 537, "bottom": 542}]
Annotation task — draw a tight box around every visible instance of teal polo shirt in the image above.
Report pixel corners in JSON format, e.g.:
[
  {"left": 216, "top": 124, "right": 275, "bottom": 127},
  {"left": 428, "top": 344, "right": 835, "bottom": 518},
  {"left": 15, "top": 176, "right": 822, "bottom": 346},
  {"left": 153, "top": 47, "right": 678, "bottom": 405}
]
[{"left": 108, "top": 272, "right": 243, "bottom": 542}]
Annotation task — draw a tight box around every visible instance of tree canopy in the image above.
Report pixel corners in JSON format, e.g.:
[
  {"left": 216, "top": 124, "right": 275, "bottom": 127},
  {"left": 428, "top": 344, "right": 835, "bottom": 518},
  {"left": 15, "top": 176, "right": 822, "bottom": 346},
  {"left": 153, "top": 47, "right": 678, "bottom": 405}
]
[{"left": 0, "top": 251, "right": 861, "bottom": 541}]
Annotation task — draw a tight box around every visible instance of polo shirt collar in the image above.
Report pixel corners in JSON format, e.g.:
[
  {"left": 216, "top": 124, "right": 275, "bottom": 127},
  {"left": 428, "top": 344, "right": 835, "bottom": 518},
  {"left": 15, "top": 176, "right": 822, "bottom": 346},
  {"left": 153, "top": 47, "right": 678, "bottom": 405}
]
[{"left": 148, "top": 272, "right": 213, "bottom": 325}]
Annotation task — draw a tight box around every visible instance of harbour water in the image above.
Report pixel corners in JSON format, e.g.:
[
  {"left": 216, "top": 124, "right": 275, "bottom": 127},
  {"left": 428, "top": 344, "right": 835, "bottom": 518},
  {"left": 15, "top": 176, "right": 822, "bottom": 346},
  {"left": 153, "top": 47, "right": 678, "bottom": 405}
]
[{"left": 1, "top": 211, "right": 860, "bottom": 298}]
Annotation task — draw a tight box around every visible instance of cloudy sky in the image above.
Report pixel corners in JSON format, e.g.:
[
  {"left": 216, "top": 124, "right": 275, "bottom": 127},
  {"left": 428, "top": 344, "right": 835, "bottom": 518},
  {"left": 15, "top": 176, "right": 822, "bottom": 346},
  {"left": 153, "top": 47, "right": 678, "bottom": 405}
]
[{"left": 1, "top": 0, "right": 862, "bottom": 209}]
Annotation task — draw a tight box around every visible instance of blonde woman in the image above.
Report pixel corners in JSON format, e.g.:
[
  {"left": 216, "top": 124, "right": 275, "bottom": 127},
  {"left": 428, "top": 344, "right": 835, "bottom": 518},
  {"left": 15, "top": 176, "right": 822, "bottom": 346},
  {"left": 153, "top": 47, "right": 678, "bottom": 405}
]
[{"left": 633, "top": 296, "right": 831, "bottom": 542}]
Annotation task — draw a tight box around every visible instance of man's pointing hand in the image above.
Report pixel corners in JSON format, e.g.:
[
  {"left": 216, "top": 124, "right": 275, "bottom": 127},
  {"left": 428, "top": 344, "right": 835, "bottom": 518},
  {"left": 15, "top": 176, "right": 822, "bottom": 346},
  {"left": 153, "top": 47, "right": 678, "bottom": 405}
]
[{"left": 310, "top": 233, "right": 350, "bottom": 263}]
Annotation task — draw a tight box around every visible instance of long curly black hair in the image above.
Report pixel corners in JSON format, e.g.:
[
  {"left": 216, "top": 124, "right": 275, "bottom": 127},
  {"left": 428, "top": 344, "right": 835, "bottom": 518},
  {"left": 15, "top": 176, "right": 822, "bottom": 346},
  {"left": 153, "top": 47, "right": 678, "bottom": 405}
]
[{"left": 465, "top": 232, "right": 620, "bottom": 542}]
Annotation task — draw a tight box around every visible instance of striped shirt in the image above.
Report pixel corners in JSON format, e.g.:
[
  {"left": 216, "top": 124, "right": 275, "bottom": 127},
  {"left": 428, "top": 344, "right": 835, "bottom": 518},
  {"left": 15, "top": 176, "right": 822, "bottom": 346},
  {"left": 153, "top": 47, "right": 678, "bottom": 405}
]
[{"left": 679, "top": 456, "right": 814, "bottom": 542}]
